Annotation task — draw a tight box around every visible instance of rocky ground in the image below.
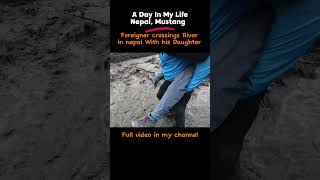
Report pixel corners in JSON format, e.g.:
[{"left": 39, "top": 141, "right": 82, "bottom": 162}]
[
  {"left": 110, "top": 53, "right": 210, "bottom": 127},
  {"left": 0, "top": 0, "right": 109, "bottom": 179},
  {"left": 240, "top": 46, "right": 320, "bottom": 180}
]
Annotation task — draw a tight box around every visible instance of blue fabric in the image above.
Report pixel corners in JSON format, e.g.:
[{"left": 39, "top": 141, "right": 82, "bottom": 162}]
[
  {"left": 210, "top": 0, "right": 253, "bottom": 42},
  {"left": 211, "top": 0, "right": 320, "bottom": 97},
  {"left": 159, "top": 53, "right": 210, "bottom": 91},
  {"left": 187, "top": 56, "right": 210, "bottom": 91},
  {"left": 161, "top": 0, "right": 320, "bottom": 97},
  {"left": 159, "top": 53, "right": 192, "bottom": 81},
  {"left": 244, "top": 0, "right": 320, "bottom": 96}
]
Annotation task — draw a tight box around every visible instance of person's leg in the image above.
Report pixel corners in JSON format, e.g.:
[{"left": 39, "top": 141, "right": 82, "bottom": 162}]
[
  {"left": 150, "top": 65, "right": 195, "bottom": 120},
  {"left": 156, "top": 80, "right": 171, "bottom": 100},
  {"left": 131, "top": 65, "right": 195, "bottom": 127},
  {"left": 171, "top": 91, "right": 193, "bottom": 127},
  {"left": 211, "top": 1, "right": 320, "bottom": 179},
  {"left": 211, "top": 5, "right": 274, "bottom": 130},
  {"left": 211, "top": 92, "right": 265, "bottom": 180},
  {"left": 210, "top": 4, "right": 274, "bottom": 180},
  {"left": 156, "top": 80, "right": 193, "bottom": 127}
]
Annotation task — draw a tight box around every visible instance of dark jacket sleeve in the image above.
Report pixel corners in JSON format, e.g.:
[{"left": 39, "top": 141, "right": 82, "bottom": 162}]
[{"left": 166, "top": 53, "right": 209, "bottom": 63}]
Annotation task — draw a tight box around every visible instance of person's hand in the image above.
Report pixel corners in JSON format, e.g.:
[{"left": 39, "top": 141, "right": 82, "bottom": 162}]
[{"left": 149, "top": 72, "right": 164, "bottom": 88}]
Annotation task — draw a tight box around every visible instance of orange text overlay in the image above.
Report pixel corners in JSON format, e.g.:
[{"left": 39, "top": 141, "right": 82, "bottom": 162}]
[
  {"left": 121, "top": 131, "right": 199, "bottom": 139},
  {"left": 117, "top": 32, "right": 202, "bottom": 47}
]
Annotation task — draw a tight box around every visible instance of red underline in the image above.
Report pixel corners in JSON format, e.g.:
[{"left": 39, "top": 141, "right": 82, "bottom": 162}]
[{"left": 144, "top": 26, "right": 176, "bottom": 33}]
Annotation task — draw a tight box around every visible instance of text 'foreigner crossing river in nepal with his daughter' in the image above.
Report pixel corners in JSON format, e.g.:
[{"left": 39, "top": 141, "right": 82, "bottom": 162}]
[{"left": 119, "top": 32, "right": 201, "bottom": 46}]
